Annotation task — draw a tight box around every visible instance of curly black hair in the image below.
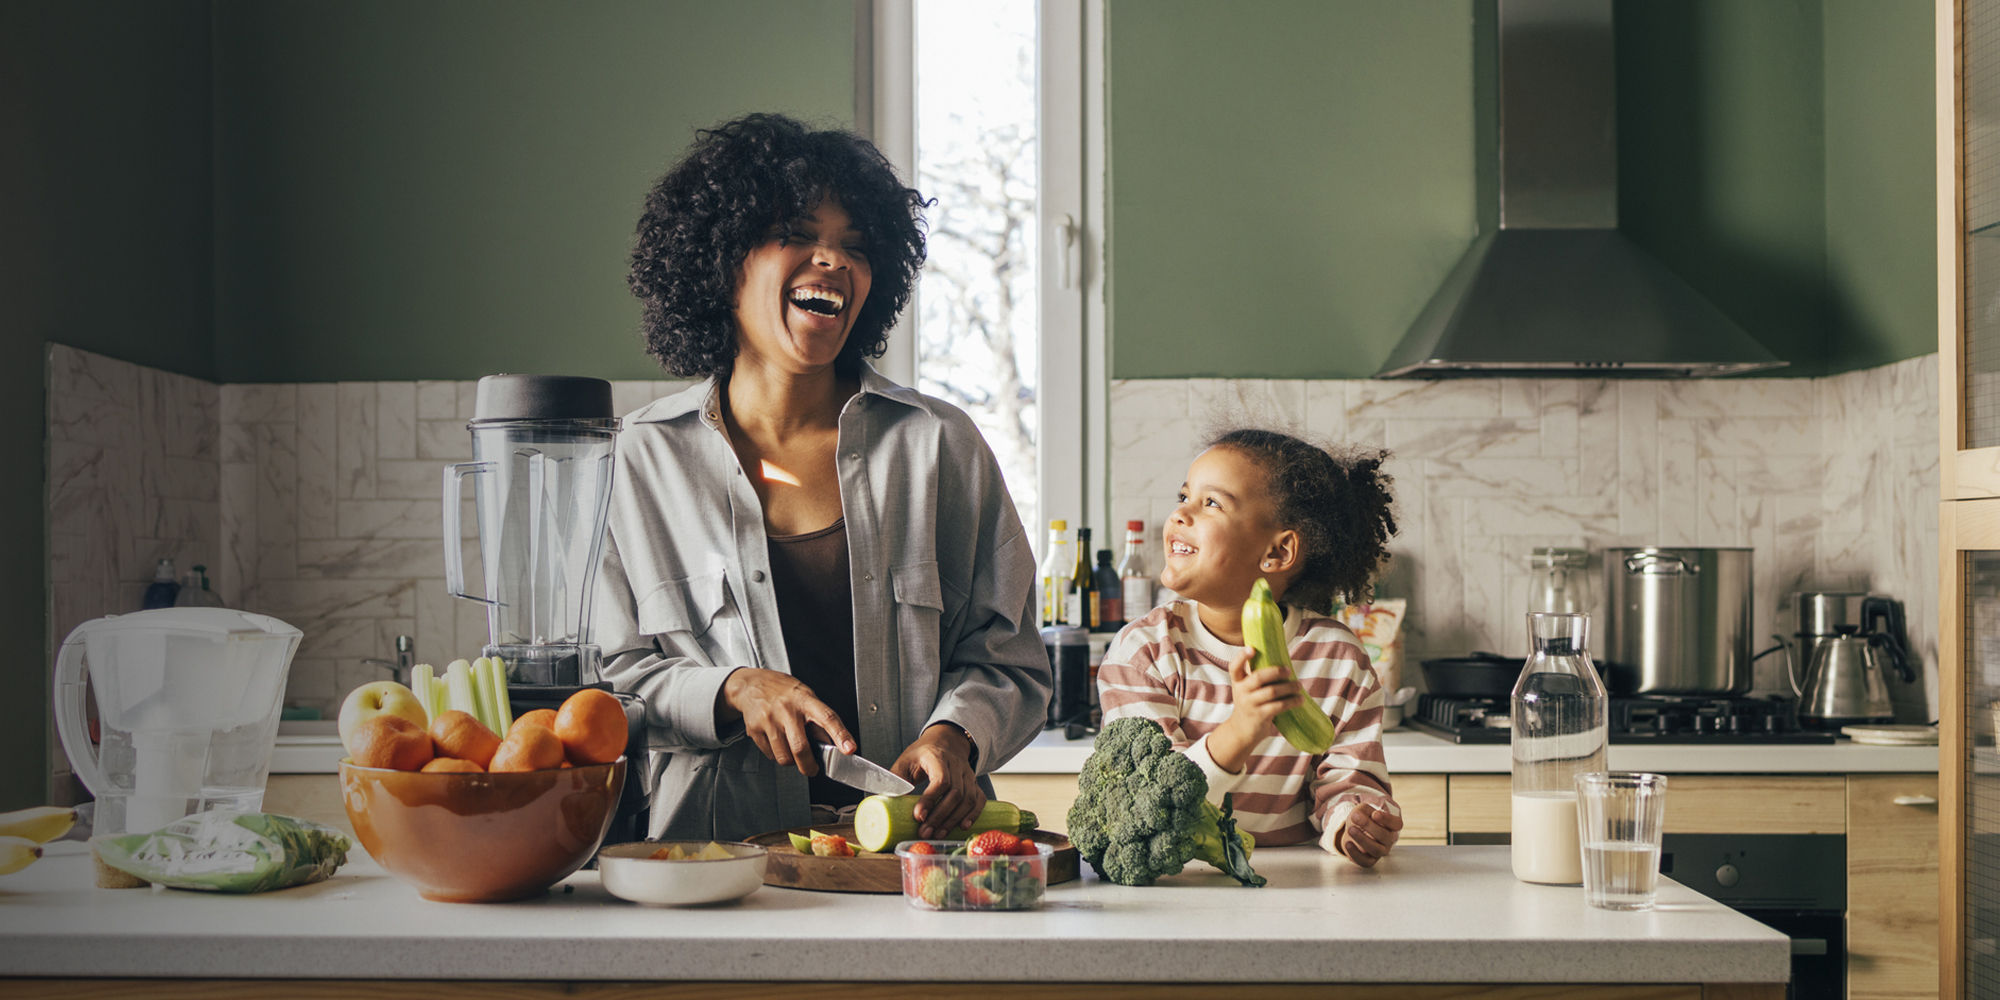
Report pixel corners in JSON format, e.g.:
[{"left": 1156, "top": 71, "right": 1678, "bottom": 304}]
[
  {"left": 628, "top": 113, "right": 927, "bottom": 379},
  {"left": 1209, "top": 429, "right": 1398, "bottom": 614}
]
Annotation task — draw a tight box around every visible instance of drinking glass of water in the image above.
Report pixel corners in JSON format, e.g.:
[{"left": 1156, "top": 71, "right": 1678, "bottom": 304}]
[{"left": 1575, "top": 772, "right": 1668, "bottom": 911}]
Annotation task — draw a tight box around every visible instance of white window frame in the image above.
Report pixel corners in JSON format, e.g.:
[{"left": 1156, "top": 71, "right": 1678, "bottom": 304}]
[{"left": 857, "top": 0, "right": 1105, "bottom": 558}]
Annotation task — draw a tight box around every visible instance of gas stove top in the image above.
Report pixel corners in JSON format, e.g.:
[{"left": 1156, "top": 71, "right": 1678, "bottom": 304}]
[{"left": 1407, "top": 693, "right": 1837, "bottom": 745}]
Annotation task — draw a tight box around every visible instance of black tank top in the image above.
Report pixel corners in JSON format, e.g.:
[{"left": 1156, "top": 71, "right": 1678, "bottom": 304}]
[{"left": 766, "top": 517, "right": 862, "bottom": 808}]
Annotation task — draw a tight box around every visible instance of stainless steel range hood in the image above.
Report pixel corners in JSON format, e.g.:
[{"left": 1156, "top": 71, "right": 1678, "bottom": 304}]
[{"left": 1374, "top": 0, "right": 1786, "bottom": 379}]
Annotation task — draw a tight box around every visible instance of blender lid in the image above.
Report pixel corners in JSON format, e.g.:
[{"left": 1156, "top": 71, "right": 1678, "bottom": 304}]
[
  {"left": 82, "top": 608, "right": 301, "bottom": 638},
  {"left": 471, "top": 374, "right": 614, "bottom": 423}
]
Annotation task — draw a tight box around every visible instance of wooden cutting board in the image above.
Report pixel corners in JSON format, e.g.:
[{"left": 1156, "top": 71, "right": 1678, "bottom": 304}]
[{"left": 747, "top": 824, "right": 1079, "bottom": 894}]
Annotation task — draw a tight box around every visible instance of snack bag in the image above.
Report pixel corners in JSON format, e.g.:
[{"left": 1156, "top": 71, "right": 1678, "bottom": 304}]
[
  {"left": 94, "top": 812, "right": 350, "bottom": 893},
  {"left": 1338, "top": 598, "right": 1407, "bottom": 692}
]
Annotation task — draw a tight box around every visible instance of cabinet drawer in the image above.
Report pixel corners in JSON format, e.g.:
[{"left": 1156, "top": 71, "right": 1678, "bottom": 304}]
[
  {"left": 1447, "top": 775, "right": 1847, "bottom": 835},
  {"left": 1395, "top": 773, "right": 1447, "bottom": 843},
  {"left": 989, "top": 774, "right": 1078, "bottom": 836},
  {"left": 1846, "top": 773, "right": 1939, "bottom": 1000}
]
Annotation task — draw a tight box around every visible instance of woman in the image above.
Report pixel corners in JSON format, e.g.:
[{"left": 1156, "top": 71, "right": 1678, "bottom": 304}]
[{"left": 599, "top": 113, "right": 1051, "bottom": 842}]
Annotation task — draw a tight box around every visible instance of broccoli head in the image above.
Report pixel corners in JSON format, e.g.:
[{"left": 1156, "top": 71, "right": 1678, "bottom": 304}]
[{"left": 1067, "top": 718, "right": 1266, "bottom": 887}]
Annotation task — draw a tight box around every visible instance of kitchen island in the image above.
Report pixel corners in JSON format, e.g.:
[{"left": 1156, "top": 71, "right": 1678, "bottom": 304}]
[{"left": 0, "top": 842, "right": 1787, "bottom": 999}]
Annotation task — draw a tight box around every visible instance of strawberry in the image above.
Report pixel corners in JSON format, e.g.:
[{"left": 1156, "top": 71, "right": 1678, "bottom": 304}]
[
  {"left": 966, "top": 830, "right": 1020, "bottom": 857},
  {"left": 904, "top": 841, "right": 936, "bottom": 855},
  {"left": 1009, "top": 838, "right": 1042, "bottom": 857},
  {"left": 916, "top": 866, "right": 954, "bottom": 907},
  {"left": 810, "top": 834, "right": 855, "bottom": 858},
  {"left": 960, "top": 879, "right": 996, "bottom": 907}
]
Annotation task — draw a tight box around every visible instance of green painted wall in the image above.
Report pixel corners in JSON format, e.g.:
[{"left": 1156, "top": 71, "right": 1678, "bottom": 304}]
[
  {"left": 1616, "top": 0, "right": 1832, "bottom": 377},
  {"left": 1823, "top": 0, "right": 1938, "bottom": 374},
  {"left": 1105, "top": 0, "right": 1937, "bottom": 380},
  {"left": 213, "top": 0, "right": 856, "bottom": 384},
  {"left": 1105, "top": 1, "right": 1479, "bottom": 379},
  {"left": 0, "top": 0, "right": 215, "bottom": 810}
]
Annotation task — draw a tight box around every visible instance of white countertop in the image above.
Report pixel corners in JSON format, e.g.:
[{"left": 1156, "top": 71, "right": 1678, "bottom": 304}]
[
  {"left": 0, "top": 843, "right": 1787, "bottom": 984},
  {"left": 271, "top": 726, "right": 1938, "bottom": 776}
]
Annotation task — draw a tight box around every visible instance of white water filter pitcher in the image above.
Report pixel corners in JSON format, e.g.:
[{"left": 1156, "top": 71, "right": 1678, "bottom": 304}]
[
  {"left": 443, "top": 375, "right": 618, "bottom": 687},
  {"left": 54, "top": 608, "right": 302, "bottom": 837}
]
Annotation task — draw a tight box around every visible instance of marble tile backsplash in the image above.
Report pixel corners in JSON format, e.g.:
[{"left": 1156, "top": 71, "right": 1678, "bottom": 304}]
[
  {"left": 49, "top": 346, "right": 1941, "bottom": 725},
  {"left": 46, "top": 345, "right": 692, "bottom": 723},
  {"left": 1108, "top": 354, "right": 1941, "bottom": 719}
]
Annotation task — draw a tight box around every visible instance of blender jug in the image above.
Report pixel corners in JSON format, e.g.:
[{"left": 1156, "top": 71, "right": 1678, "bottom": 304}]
[
  {"left": 443, "top": 375, "right": 619, "bottom": 686},
  {"left": 53, "top": 608, "right": 302, "bottom": 838}
]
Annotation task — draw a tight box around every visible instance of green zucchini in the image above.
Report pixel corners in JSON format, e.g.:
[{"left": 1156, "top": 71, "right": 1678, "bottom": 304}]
[
  {"left": 1244, "top": 578, "right": 1338, "bottom": 754},
  {"left": 852, "top": 795, "right": 1039, "bottom": 853}
]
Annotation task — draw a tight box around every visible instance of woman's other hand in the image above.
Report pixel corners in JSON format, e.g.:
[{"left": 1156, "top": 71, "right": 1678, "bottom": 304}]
[
  {"left": 891, "top": 724, "right": 983, "bottom": 838},
  {"left": 719, "top": 668, "right": 856, "bottom": 776},
  {"left": 1336, "top": 802, "right": 1403, "bottom": 868}
]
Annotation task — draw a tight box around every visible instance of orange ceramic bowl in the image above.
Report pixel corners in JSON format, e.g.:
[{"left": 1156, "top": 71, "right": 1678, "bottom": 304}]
[{"left": 340, "top": 757, "right": 626, "bottom": 903}]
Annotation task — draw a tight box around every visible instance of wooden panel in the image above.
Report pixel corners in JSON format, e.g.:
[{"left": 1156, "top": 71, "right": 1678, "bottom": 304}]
[
  {"left": 1943, "top": 499, "right": 2000, "bottom": 1000},
  {"left": 1449, "top": 774, "right": 1512, "bottom": 833},
  {"left": 1396, "top": 773, "right": 1448, "bottom": 842},
  {"left": 262, "top": 774, "right": 354, "bottom": 839},
  {"left": 1848, "top": 774, "right": 1942, "bottom": 1000},
  {"left": 993, "top": 771, "right": 1441, "bottom": 845},
  {"left": 0, "top": 980, "right": 1716, "bottom": 1000},
  {"left": 989, "top": 773, "right": 1078, "bottom": 835},
  {"left": 1448, "top": 775, "right": 1846, "bottom": 835}
]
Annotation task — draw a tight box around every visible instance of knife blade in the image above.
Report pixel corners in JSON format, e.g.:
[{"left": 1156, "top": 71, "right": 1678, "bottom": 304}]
[{"left": 813, "top": 743, "right": 915, "bottom": 796}]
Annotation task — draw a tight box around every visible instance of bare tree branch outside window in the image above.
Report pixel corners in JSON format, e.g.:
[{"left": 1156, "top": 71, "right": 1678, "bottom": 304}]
[{"left": 916, "top": 0, "right": 1040, "bottom": 535}]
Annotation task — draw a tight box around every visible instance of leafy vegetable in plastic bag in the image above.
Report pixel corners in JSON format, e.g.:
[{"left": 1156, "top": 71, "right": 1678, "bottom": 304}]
[{"left": 95, "top": 812, "right": 350, "bottom": 893}]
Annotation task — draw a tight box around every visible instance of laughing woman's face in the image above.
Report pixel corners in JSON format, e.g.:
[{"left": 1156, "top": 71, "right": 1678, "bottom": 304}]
[{"left": 731, "top": 197, "right": 873, "bottom": 375}]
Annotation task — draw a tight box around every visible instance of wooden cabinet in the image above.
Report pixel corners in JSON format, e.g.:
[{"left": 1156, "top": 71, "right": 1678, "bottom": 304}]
[
  {"left": 988, "top": 772, "right": 1450, "bottom": 845},
  {"left": 1848, "top": 774, "right": 1941, "bottom": 1000},
  {"left": 1446, "top": 774, "right": 1846, "bottom": 836}
]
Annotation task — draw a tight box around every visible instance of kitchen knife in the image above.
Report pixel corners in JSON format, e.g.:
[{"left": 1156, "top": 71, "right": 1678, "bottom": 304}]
[{"left": 813, "top": 743, "right": 915, "bottom": 796}]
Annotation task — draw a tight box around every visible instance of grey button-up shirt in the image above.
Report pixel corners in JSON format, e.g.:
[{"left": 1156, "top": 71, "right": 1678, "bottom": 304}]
[{"left": 594, "top": 365, "right": 1052, "bottom": 841}]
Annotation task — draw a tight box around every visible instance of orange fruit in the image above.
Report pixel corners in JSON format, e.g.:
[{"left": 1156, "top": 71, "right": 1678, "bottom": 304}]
[
  {"left": 428, "top": 710, "right": 501, "bottom": 767},
  {"left": 350, "top": 715, "right": 434, "bottom": 771},
  {"left": 489, "top": 723, "right": 565, "bottom": 772},
  {"left": 421, "top": 757, "right": 484, "bottom": 774},
  {"left": 555, "top": 689, "right": 627, "bottom": 766},
  {"left": 514, "top": 709, "right": 558, "bottom": 732}
]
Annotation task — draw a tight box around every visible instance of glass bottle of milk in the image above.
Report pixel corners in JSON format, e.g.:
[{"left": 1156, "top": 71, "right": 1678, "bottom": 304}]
[{"left": 1510, "top": 612, "right": 1608, "bottom": 885}]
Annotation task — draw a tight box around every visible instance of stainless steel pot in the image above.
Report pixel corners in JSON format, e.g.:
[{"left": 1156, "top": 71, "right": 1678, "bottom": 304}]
[{"left": 1603, "top": 547, "right": 1754, "bottom": 696}]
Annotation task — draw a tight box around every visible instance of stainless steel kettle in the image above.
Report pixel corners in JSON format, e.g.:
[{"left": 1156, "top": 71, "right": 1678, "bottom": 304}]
[{"left": 1797, "top": 626, "right": 1916, "bottom": 730}]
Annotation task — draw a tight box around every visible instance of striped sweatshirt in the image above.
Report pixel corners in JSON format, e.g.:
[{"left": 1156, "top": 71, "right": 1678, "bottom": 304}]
[{"left": 1097, "top": 600, "right": 1399, "bottom": 854}]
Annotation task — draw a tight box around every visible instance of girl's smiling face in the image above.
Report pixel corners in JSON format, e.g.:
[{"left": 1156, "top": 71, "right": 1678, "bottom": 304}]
[
  {"left": 731, "top": 196, "right": 873, "bottom": 373},
  {"left": 1160, "top": 446, "right": 1300, "bottom": 611}
]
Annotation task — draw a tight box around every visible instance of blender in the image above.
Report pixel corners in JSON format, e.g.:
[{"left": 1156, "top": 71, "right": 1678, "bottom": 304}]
[
  {"left": 442, "top": 374, "right": 645, "bottom": 838},
  {"left": 53, "top": 608, "right": 302, "bottom": 837},
  {"left": 443, "top": 374, "right": 620, "bottom": 689}
]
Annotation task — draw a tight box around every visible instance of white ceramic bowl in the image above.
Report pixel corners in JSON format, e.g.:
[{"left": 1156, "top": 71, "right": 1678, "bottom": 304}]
[{"left": 597, "top": 841, "right": 767, "bottom": 906}]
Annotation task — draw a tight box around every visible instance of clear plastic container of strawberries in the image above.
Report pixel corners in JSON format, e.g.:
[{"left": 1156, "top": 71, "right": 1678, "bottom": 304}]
[{"left": 895, "top": 830, "right": 1051, "bottom": 910}]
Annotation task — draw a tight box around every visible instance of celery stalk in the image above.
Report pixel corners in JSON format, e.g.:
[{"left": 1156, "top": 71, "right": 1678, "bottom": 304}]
[
  {"left": 488, "top": 658, "right": 514, "bottom": 737},
  {"left": 412, "top": 664, "right": 436, "bottom": 724},
  {"left": 446, "top": 659, "right": 478, "bottom": 721},
  {"left": 433, "top": 677, "right": 450, "bottom": 720}
]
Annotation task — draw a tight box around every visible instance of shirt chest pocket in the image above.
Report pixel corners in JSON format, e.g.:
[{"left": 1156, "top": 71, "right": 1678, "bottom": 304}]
[
  {"left": 891, "top": 561, "right": 946, "bottom": 677},
  {"left": 635, "top": 570, "right": 753, "bottom": 668}
]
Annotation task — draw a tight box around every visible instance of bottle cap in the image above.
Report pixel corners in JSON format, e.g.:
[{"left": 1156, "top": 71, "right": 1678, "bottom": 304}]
[
  {"left": 1098, "top": 550, "right": 1114, "bottom": 562},
  {"left": 1049, "top": 519, "right": 1067, "bottom": 531},
  {"left": 1126, "top": 520, "right": 1144, "bottom": 531}
]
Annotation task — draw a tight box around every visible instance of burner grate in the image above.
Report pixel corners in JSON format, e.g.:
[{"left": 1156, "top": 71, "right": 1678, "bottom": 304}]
[{"left": 1408, "top": 694, "right": 1837, "bottom": 745}]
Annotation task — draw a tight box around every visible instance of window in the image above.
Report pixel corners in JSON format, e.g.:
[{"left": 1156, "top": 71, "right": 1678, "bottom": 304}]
[{"left": 861, "top": 0, "right": 1097, "bottom": 558}]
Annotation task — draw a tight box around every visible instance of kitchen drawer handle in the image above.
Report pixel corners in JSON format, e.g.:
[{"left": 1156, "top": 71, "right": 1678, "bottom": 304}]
[{"left": 1893, "top": 795, "right": 1938, "bottom": 807}]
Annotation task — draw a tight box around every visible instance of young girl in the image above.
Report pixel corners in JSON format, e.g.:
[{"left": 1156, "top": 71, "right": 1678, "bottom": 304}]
[{"left": 1098, "top": 429, "right": 1402, "bottom": 867}]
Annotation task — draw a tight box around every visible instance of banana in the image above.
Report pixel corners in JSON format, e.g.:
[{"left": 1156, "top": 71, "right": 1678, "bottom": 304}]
[
  {"left": 0, "top": 836, "right": 42, "bottom": 875},
  {"left": 0, "top": 806, "right": 77, "bottom": 844}
]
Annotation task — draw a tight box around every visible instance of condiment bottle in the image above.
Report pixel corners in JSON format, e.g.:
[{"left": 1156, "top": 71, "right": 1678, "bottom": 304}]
[{"left": 1510, "top": 612, "right": 1608, "bottom": 885}]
